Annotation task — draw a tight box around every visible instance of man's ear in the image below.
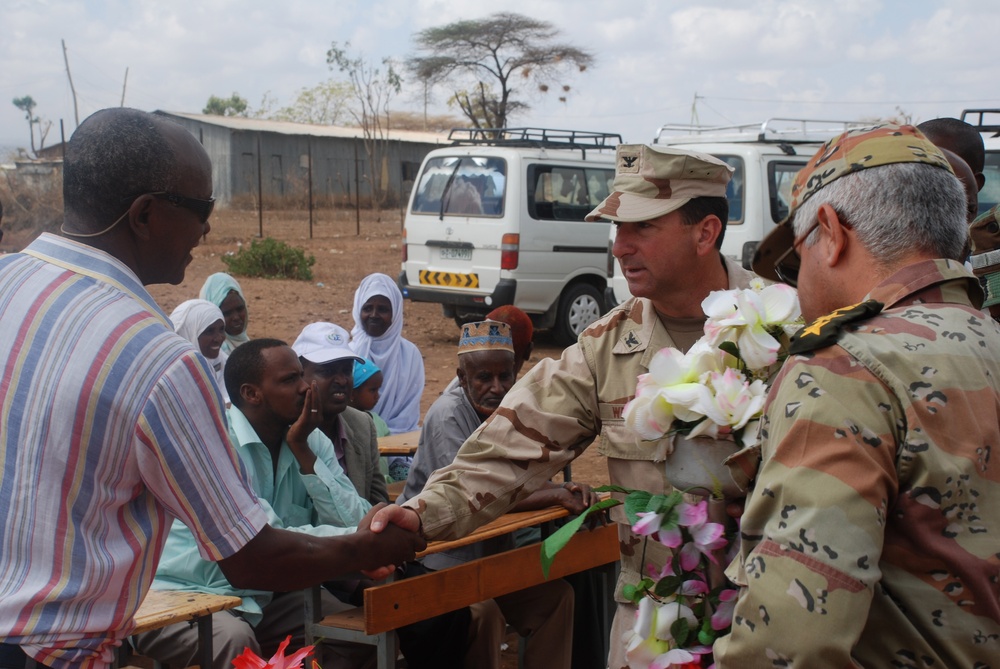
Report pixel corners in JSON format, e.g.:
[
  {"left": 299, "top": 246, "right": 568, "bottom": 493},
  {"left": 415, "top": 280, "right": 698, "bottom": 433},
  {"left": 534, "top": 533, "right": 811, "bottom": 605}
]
[
  {"left": 976, "top": 172, "right": 986, "bottom": 193},
  {"left": 456, "top": 365, "right": 467, "bottom": 389},
  {"left": 239, "top": 382, "right": 262, "bottom": 407},
  {"left": 127, "top": 195, "right": 155, "bottom": 241},
  {"left": 815, "top": 203, "right": 849, "bottom": 268},
  {"left": 694, "top": 214, "right": 723, "bottom": 256}
]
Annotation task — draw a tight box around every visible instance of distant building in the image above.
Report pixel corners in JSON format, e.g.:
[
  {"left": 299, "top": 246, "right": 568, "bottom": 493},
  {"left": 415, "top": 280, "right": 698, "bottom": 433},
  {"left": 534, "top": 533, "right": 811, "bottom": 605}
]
[{"left": 154, "top": 111, "right": 448, "bottom": 208}]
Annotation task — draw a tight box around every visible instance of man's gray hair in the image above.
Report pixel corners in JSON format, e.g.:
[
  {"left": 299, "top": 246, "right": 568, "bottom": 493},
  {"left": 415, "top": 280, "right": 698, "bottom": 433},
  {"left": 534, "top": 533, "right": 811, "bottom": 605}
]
[{"left": 793, "top": 162, "right": 968, "bottom": 267}]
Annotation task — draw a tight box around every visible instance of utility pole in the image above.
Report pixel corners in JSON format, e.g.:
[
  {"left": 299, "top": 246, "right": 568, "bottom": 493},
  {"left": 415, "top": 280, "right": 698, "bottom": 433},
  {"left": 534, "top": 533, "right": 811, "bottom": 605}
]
[
  {"left": 62, "top": 39, "right": 80, "bottom": 128},
  {"left": 120, "top": 67, "right": 129, "bottom": 106},
  {"left": 690, "top": 92, "right": 700, "bottom": 128}
]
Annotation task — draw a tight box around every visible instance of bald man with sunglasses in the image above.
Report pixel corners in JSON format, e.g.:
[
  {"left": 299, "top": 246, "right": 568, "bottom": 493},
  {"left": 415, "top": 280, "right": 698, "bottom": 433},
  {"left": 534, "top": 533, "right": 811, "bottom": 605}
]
[{"left": 0, "top": 108, "right": 423, "bottom": 669}]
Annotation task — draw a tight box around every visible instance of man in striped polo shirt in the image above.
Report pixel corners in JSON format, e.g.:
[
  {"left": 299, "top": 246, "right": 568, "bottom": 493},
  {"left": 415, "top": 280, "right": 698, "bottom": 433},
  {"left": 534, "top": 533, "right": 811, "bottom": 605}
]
[{"left": 0, "top": 108, "right": 423, "bottom": 669}]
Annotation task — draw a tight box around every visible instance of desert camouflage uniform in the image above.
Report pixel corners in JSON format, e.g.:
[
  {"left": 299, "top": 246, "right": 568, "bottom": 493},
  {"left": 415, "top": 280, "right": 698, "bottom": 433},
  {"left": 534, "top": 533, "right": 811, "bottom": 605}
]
[
  {"left": 402, "top": 255, "right": 754, "bottom": 669},
  {"left": 714, "top": 259, "right": 1000, "bottom": 668}
]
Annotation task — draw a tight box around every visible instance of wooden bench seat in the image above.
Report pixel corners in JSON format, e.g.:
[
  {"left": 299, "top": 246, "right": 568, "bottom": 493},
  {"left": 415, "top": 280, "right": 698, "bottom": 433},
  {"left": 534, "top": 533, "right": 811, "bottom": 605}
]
[{"left": 119, "top": 590, "right": 241, "bottom": 669}]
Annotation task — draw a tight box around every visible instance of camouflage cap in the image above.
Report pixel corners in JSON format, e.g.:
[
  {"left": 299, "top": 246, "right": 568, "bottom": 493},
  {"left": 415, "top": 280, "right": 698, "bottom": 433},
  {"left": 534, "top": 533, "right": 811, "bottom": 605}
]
[
  {"left": 752, "top": 124, "right": 955, "bottom": 281},
  {"left": 585, "top": 143, "right": 733, "bottom": 222},
  {"left": 457, "top": 320, "right": 514, "bottom": 355}
]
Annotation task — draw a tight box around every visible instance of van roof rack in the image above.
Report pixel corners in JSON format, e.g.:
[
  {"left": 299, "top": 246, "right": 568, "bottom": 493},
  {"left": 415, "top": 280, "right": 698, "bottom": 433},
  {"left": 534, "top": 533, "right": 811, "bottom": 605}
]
[
  {"left": 960, "top": 109, "right": 1000, "bottom": 134},
  {"left": 653, "top": 118, "right": 864, "bottom": 145},
  {"left": 448, "top": 127, "right": 621, "bottom": 155}
]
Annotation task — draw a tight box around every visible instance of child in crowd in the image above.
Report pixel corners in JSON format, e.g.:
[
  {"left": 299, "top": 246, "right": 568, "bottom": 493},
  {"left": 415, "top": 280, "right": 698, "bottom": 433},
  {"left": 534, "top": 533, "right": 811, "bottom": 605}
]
[{"left": 351, "top": 358, "right": 395, "bottom": 482}]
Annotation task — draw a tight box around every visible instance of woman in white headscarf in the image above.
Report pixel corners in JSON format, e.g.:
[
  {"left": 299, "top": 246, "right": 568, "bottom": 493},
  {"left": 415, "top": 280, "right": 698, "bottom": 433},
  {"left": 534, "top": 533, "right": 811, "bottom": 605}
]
[
  {"left": 199, "top": 272, "right": 250, "bottom": 354},
  {"left": 349, "top": 273, "right": 425, "bottom": 436},
  {"left": 170, "top": 299, "right": 229, "bottom": 404}
]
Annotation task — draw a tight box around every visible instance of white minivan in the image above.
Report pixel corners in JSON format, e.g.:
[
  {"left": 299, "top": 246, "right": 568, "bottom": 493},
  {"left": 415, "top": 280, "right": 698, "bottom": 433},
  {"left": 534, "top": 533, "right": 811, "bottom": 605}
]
[
  {"left": 399, "top": 128, "right": 619, "bottom": 344},
  {"left": 606, "top": 119, "right": 862, "bottom": 305}
]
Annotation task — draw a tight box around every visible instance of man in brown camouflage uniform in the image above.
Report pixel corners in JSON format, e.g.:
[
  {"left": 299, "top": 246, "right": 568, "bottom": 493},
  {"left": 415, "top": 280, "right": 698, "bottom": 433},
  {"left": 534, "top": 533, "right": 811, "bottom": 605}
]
[
  {"left": 715, "top": 124, "right": 1000, "bottom": 667},
  {"left": 374, "top": 143, "right": 755, "bottom": 667}
]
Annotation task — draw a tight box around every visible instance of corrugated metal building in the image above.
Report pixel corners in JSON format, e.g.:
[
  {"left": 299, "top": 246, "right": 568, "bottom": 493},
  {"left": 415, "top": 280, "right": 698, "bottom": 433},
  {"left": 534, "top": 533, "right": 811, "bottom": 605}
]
[{"left": 154, "top": 111, "right": 448, "bottom": 208}]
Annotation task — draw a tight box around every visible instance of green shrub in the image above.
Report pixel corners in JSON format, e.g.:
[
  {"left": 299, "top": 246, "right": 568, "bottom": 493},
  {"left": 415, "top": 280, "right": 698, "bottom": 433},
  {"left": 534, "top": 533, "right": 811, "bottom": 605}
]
[{"left": 221, "top": 237, "right": 315, "bottom": 281}]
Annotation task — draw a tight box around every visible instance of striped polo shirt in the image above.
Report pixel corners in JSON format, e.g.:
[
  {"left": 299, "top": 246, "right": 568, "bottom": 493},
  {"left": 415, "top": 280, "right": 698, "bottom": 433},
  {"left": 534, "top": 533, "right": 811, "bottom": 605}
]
[{"left": 0, "top": 234, "right": 268, "bottom": 669}]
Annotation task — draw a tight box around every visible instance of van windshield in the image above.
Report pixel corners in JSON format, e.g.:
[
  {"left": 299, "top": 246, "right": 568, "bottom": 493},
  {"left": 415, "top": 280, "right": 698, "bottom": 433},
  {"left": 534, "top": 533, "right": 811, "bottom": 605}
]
[{"left": 410, "top": 156, "right": 507, "bottom": 218}]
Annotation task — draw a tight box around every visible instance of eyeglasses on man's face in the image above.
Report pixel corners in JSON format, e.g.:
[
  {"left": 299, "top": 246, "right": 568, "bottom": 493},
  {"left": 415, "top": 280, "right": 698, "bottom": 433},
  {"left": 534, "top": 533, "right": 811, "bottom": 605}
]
[
  {"left": 772, "top": 218, "right": 820, "bottom": 288},
  {"left": 122, "top": 191, "right": 215, "bottom": 224},
  {"left": 772, "top": 209, "right": 853, "bottom": 288},
  {"left": 148, "top": 191, "right": 215, "bottom": 224}
]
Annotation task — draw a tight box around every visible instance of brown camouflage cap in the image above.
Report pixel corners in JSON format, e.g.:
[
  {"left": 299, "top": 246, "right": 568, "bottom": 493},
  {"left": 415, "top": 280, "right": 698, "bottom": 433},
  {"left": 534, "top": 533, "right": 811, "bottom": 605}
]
[
  {"left": 584, "top": 143, "right": 733, "bottom": 222},
  {"left": 753, "top": 124, "right": 955, "bottom": 281}
]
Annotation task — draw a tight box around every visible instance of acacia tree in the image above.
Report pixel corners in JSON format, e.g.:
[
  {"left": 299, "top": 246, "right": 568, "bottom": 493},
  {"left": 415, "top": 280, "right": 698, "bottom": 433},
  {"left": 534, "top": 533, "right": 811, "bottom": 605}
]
[
  {"left": 203, "top": 93, "right": 248, "bottom": 116},
  {"left": 12, "top": 96, "right": 51, "bottom": 155},
  {"left": 327, "top": 41, "right": 402, "bottom": 210},
  {"left": 409, "top": 12, "right": 594, "bottom": 129}
]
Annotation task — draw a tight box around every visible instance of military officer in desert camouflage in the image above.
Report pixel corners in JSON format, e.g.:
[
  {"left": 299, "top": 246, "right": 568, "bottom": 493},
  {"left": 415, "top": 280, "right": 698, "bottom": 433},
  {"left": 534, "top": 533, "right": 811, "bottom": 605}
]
[
  {"left": 373, "top": 142, "right": 756, "bottom": 667},
  {"left": 713, "top": 124, "right": 1000, "bottom": 666}
]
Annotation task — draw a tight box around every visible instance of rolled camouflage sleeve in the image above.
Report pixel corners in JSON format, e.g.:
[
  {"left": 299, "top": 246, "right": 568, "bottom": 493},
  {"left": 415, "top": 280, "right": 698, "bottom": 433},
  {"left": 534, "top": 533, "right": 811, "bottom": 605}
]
[
  {"left": 715, "top": 348, "right": 900, "bottom": 667},
  {"left": 403, "top": 344, "right": 601, "bottom": 540}
]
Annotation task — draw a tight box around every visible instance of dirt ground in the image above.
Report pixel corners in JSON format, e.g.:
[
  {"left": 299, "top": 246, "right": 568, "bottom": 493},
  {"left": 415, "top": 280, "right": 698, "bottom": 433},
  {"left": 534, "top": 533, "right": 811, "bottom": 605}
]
[{"left": 133, "top": 208, "right": 612, "bottom": 487}]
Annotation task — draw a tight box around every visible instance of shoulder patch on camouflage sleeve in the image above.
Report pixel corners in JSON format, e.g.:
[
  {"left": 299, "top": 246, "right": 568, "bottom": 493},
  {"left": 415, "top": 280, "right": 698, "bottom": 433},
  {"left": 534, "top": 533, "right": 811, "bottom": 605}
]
[{"left": 788, "top": 299, "right": 885, "bottom": 354}]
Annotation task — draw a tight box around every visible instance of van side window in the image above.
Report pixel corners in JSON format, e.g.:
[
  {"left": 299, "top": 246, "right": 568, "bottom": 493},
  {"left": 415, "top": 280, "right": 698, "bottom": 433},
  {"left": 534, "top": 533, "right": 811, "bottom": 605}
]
[
  {"left": 768, "top": 161, "right": 805, "bottom": 222},
  {"left": 410, "top": 156, "right": 507, "bottom": 217},
  {"left": 528, "top": 165, "right": 614, "bottom": 221},
  {"left": 714, "top": 155, "right": 744, "bottom": 224}
]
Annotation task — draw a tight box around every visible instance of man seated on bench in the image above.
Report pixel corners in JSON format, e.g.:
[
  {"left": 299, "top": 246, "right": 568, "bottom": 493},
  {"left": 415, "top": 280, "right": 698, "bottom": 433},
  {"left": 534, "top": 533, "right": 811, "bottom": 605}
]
[
  {"left": 397, "top": 320, "right": 595, "bottom": 669},
  {"left": 133, "top": 339, "right": 377, "bottom": 669},
  {"left": 295, "top": 322, "right": 389, "bottom": 506}
]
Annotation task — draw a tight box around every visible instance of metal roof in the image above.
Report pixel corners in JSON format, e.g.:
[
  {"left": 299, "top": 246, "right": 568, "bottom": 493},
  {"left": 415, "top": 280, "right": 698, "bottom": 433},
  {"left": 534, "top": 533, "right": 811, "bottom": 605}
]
[{"left": 156, "top": 110, "right": 450, "bottom": 145}]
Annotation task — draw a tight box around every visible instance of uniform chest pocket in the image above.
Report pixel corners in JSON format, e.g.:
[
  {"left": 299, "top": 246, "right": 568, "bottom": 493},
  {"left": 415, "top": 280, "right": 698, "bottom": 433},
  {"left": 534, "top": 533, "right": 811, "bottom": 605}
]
[{"left": 597, "top": 401, "right": 660, "bottom": 460}]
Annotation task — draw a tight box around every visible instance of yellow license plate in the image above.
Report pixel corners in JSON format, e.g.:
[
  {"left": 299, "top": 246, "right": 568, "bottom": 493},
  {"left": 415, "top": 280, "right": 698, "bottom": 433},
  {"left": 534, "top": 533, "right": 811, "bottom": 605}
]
[{"left": 419, "top": 270, "right": 479, "bottom": 288}]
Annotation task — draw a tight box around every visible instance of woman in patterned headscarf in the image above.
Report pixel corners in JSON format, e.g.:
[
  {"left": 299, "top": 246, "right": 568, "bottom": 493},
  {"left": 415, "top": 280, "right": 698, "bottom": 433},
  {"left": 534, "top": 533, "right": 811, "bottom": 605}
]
[{"left": 199, "top": 272, "right": 250, "bottom": 354}]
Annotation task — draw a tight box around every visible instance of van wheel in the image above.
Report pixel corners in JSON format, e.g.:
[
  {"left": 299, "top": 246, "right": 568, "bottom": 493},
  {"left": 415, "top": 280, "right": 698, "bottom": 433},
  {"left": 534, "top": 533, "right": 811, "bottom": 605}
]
[{"left": 554, "top": 284, "right": 604, "bottom": 346}]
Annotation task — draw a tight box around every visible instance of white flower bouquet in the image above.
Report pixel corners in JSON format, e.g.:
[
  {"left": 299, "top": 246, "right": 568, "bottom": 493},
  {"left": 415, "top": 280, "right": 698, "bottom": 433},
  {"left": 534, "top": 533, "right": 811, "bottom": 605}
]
[
  {"left": 541, "top": 280, "right": 801, "bottom": 669},
  {"left": 624, "top": 280, "right": 801, "bottom": 451}
]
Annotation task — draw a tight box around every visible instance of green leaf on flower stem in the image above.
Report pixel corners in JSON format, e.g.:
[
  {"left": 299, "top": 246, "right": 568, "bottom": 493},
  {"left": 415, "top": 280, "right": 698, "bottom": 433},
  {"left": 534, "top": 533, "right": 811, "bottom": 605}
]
[
  {"left": 697, "top": 626, "right": 717, "bottom": 646},
  {"left": 592, "top": 484, "right": 634, "bottom": 495},
  {"left": 653, "top": 575, "right": 683, "bottom": 598},
  {"left": 539, "top": 497, "right": 620, "bottom": 579},
  {"left": 718, "top": 340, "right": 742, "bottom": 363},
  {"left": 671, "top": 617, "right": 691, "bottom": 647},
  {"left": 623, "top": 490, "right": 653, "bottom": 525}
]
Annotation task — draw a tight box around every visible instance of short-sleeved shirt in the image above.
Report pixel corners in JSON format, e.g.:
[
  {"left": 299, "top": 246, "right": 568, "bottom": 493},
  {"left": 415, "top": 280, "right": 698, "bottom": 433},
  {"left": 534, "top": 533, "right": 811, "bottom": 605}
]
[
  {"left": 150, "top": 405, "right": 370, "bottom": 625},
  {"left": 0, "top": 233, "right": 268, "bottom": 668},
  {"left": 714, "top": 259, "right": 1000, "bottom": 667}
]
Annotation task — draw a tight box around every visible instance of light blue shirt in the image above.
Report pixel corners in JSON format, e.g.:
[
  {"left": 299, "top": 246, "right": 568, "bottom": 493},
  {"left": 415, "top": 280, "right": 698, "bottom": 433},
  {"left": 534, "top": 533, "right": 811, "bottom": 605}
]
[{"left": 151, "top": 405, "right": 372, "bottom": 625}]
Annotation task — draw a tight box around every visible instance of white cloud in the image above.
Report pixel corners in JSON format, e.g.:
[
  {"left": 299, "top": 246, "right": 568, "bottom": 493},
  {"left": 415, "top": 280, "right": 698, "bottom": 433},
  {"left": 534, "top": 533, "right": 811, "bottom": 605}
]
[{"left": 1, "top": 0, "right": 999, "bottom": 153}]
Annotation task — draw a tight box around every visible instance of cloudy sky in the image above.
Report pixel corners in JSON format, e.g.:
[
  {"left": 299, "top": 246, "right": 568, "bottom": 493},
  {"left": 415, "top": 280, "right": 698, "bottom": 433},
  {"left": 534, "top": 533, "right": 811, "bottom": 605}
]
[{"left": 3, "top": 0, "right": 999, "bottom": 154}]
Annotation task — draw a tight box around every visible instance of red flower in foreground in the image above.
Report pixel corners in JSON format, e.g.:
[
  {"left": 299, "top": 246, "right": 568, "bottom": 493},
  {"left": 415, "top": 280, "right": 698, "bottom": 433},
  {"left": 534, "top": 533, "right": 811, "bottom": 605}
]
[{"left": 232, "top": 635, "right": 314, "bottom": 669}]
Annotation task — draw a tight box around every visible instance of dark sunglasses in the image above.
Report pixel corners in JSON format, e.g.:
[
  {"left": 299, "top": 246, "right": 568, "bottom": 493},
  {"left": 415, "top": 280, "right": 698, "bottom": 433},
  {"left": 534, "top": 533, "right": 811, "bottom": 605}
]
[
  {"left": 772, "top": 218, "right": 819, "bottom": 288},
  {"left": 122, "top": 191, "right": 215, "bottom": 224},
  {"left": 772, "top": 211, "right": 854, "bottom": 287}
]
